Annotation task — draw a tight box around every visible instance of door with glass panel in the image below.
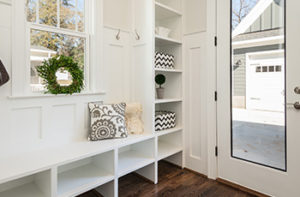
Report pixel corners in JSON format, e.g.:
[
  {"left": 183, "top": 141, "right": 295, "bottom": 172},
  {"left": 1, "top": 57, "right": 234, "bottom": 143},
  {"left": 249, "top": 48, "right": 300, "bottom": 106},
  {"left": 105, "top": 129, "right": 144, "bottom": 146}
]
[{"left": 217, "top": 0, "right": 300, "bottom": 196}]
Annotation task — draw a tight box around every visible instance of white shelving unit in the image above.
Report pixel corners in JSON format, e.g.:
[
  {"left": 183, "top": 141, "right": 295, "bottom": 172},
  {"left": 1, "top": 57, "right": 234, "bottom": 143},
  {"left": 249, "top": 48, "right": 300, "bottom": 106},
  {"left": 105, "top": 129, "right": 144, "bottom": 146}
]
[
  {"left": 0, "top": 135, "right": 156, "bottom": 197},
  {"left": 155, "top": 2, "right": 182, "bottom": 20},
  {"left": 158, "top": 141, "right": 182, "bottom": 161},
  {"left": 0, "top": 170, "right": 51, "bottom": 197},
  {"left": 154, "top": 0, "right": 184, "bottom": 179},
  {"left": 57, "top": 151, "right": 115, "bottom": 197},
  {"left": 0, "top": 183, "right": 48, "bottom": 197},
  {"left": 155, "top": 68, "right": 183, "bottom": 73},
  {"left": 155, "top": 126, "right": 183, "bottom": 137},
  {"left": 155, "top": 98, "right": 182, "bottom": 104},
  {"left": 58, "top": 165, "right": 114, "bottom": 197},
  {"left": 0, "top": 0, "right": 185, "bottom": 196},
  {"left": 118, "top": 139, "right": 155, "bottom": 177},
  {"left": 155, "top": 35, "right": 182, "bottom": 46}
]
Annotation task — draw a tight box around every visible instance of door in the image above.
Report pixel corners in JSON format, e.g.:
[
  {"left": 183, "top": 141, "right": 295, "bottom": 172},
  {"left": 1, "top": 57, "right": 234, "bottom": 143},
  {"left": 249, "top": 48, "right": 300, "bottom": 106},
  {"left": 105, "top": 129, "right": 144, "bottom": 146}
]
[
  {"left": 217, "top": 0, "right": 300, "bottom": 196},
  {"left": 184, "top": 32, "right": 208, "bottom": 175}
]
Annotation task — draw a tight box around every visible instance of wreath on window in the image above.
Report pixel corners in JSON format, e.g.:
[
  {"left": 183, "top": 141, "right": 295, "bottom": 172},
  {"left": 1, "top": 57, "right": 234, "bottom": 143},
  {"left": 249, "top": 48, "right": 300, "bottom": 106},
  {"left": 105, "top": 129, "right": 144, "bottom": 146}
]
[{"left": 36, "top": 55, "right": 84, "bottom": 95}]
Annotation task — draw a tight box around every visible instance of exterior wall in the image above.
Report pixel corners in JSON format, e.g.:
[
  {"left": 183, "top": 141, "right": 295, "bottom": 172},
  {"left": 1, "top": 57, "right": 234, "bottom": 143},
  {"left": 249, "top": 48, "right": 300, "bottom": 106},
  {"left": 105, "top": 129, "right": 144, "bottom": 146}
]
[
  {"left": 233, "top": 54, "right": 246, "bottom": 97},
  {"left": 245, "top": 2, "right": 284, "bottom": 33},
  {"left": 234, "top": 28, "right": 283, "bottom": 42}
]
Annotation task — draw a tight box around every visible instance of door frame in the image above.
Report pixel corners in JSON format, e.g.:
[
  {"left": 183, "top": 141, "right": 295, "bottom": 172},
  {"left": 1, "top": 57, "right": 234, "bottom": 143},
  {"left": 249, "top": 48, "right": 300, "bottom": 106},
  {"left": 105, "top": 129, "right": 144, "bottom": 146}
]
[{"left": 206, "top": 0, "right": 218, "bottom": 180}]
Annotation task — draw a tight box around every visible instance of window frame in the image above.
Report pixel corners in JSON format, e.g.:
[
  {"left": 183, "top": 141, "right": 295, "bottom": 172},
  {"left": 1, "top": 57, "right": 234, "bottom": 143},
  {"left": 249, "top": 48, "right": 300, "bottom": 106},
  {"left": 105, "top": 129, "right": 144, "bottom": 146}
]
[
  {"left": 11, "top": 0, "right": 101, "bottom": 97},
  {"left": 27, "top": 0, "right": 90, "bottom": 93}
]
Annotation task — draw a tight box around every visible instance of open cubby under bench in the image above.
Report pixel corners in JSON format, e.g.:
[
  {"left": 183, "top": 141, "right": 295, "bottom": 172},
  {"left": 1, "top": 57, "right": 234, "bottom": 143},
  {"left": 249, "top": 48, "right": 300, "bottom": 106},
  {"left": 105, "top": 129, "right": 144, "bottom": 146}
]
[{"left": 0, "top": 132, "right": 183, "bottom": 197}]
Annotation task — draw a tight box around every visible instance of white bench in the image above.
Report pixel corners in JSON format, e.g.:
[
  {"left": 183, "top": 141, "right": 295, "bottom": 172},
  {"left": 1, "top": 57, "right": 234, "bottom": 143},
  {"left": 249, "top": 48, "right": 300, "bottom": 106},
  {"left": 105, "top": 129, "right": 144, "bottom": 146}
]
[{"left": 0, "top": 130, "right": 183, "bottom": 197}]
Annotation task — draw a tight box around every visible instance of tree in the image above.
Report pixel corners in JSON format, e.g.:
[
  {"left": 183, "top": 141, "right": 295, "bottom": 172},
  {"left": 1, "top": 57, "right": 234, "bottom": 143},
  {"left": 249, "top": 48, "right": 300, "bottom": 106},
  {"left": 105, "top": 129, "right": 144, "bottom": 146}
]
[
  {"left": 27, "top": 0, "right": 85, "bottom": 69},
  {"left": 232, "top": 0, "right": 259, "bottom": 29}
]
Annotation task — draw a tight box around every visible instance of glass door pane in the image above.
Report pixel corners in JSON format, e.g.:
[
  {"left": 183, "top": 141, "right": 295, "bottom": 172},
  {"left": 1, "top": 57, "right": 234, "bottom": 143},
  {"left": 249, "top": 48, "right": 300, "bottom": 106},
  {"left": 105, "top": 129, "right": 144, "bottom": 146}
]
[{"left": 231, "top": 0, "right": 286, "bottom": 170}]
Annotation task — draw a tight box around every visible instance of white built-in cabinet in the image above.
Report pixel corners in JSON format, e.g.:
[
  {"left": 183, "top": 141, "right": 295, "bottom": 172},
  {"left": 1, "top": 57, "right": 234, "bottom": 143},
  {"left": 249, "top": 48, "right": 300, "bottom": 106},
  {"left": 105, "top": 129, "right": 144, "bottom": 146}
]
[
  {"left": 0, "top": 0, "right": 210, "bottom": 196},
  {"left": 154, "top": 0, "right": 184, "bottom": 171}
]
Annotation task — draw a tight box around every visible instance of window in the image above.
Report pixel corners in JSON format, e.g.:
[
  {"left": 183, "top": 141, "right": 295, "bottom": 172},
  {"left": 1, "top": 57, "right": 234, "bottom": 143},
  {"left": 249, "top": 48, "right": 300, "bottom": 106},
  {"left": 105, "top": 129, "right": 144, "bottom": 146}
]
[
  {"left": 26, "top": 0, "right": 88, "bottom": 92},
  {"left": 262, "top": 66, "right": 268, "bottom": 72},
  {"left": 256, "top": 66, "right": 261, "bottom": 72},
  {"left": 276, "top": 65, "right": 282, "bottom": 72}
]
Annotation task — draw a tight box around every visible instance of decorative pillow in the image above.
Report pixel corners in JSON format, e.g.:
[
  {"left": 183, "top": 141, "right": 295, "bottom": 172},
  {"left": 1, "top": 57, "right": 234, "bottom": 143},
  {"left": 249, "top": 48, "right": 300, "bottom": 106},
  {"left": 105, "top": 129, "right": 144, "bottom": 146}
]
[
  {"left": 88, "top": 102, "right": 128, "bottom": 141},
  {"left": 125, "top": 103, "right": 144, "bottom": 135}
]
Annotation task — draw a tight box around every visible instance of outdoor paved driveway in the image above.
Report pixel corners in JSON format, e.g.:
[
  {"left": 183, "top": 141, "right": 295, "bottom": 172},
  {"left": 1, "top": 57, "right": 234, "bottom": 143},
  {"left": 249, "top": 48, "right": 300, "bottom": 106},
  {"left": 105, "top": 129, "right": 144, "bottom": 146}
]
[{"left": 232, "top": 120, "right": 285, "bottom": 170}]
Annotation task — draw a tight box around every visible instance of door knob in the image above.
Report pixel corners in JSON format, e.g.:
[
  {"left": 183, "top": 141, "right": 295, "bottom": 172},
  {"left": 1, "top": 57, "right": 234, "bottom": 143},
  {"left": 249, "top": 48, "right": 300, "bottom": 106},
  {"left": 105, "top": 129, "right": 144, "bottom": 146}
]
[
  {"left": 287, "top": 102, "right": 300, "bottom": 109},
  {"left": 294, "top": 87, "right": 300, "bottom": 94}
]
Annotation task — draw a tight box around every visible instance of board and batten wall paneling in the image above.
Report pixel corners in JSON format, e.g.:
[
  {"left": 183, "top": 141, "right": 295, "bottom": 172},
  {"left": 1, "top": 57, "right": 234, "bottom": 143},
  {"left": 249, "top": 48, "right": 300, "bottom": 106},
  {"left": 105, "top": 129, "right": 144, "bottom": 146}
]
[
  {"left": 184, "top": 32, "right": 207, "bottom": 175},
  {"left": 183, "top": 0, "right": 207, "bottom": 35},
  {"left": 0, "top": 1, "right": 106, "bottom": 155},
  {"left": 103, "top": 27, "right": 131, "bottom": 103},
  {"left": 131, "top": 0, "right": 155, "bottom": 134},
  {"left": 103, "top": 0, "right": 132, "bottom": 31}
]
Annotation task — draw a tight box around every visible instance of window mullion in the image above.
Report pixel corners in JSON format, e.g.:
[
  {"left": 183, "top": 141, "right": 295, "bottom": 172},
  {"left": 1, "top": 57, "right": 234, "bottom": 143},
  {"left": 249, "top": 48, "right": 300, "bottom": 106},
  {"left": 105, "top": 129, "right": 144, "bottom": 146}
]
[
  {"left": 36, "top": 0, "right": 39, "bottom": 24},
  {"left": 57, "top": 0, "right": 60, "bottom": 28},
  {"left": 75, "top": 0, "right": 78, "bottom": 31},
  {"left": 30, "top": 23, "right": 88, "bottom": 38}
]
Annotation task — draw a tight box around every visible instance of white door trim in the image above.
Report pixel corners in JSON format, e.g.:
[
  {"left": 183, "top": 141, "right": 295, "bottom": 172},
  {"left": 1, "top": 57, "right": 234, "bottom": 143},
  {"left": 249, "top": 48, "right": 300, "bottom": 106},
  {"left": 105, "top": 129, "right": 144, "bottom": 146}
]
[{"left": 206, "top": 0, "right": 218, "bottom": 179}]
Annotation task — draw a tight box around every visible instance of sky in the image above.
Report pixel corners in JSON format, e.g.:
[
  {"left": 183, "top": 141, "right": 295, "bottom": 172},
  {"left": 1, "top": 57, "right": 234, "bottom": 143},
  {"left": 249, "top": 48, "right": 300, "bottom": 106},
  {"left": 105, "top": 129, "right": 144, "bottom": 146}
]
[{"left": 232, "top": 0, "right": 259, "bottom": 29}]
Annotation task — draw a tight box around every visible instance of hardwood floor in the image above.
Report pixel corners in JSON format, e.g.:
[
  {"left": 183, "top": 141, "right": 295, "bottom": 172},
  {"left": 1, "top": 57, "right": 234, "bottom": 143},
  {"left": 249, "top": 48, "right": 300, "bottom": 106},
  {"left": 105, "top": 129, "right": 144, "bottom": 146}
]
[{"left": 79, "top": 161, "right": 257, "bottom": 197}]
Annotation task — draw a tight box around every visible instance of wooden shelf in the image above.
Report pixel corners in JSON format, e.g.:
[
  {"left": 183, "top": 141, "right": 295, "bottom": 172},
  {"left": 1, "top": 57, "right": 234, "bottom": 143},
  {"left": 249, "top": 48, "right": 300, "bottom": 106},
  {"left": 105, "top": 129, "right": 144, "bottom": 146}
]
[
  {"left": 155, "top": 2, "right": 182, "bottom": 20},
  {"left": 155, "top": 127, "right": 182, "bottom": 137},
  {"left": 155, "top": 68, "right": 182, "bottom": 73},
  {"left": 158, "top": 141, "right": 182, "bottom": 161},
  {"left": 155, "top": 35, "right": 182, "bottom": 46},
  {"left": 0, "top": 183, "right": 47, "bottom": 197},
  {"left": 155, "top": 98, "right": 182, "bottom": 104},
  {"left": 118, "top": 150, "right": 155, "bottom": 177},
  {"left": 57, "top": 164, "right": 114, "bottom": 197}
]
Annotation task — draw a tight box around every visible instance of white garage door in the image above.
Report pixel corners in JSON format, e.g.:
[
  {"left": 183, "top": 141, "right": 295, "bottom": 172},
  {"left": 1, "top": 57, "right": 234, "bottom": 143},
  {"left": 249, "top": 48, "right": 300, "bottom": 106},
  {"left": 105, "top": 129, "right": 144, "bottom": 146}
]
[{"left": 246, "top": 52, "right": 285, "bottom": 112}]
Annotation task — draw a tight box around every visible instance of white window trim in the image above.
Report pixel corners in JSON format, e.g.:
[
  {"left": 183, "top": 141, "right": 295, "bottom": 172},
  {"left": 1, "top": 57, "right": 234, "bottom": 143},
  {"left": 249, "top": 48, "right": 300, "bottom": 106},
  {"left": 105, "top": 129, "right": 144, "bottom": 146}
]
[{"left": 11, "top": 0, "right": 103, "bottom": 98}]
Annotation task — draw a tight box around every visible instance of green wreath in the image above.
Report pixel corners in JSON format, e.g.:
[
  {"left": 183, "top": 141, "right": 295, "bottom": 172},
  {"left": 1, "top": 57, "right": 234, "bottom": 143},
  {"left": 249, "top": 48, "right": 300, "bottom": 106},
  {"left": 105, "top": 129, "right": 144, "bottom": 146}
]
[{"left": 37, "top": 55, "right": 84, "bottom": 95}]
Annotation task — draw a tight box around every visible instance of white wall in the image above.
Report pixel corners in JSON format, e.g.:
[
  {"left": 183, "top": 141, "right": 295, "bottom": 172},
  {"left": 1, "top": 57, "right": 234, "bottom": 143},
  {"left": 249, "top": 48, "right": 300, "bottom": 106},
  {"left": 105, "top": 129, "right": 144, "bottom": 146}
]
[
  {"left": 183, "top": 0, "right": 207, "bottom": 35},
  {"left": 103, "top": 0, "right": 132, "bottom": 31},
  {"left": 103, "top": 27, "right": 132, "bottom": 103},
  {"left": 0, "top": 0, "right": 106, "bottom": 155},
  {"left": 0, "top": 0, "right": 155, "bottom": 156}
]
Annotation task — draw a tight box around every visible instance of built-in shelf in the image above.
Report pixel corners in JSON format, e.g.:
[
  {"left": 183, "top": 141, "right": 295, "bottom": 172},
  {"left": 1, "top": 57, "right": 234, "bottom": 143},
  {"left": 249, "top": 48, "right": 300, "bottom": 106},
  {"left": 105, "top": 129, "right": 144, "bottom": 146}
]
[
  {"left": 155, "top": 98, "right": 182, "bottom": 104},
  {"left": 118, "top": 150, "right": 155, "bottom": 177},
  {"left": 155, "top": 35, "right": 182, "bottom": 46},
  {"left": 155, "top": 127, "right": 182, "bottom": 137},
  {"left": 158, "top": 141, "right": 182, "bottom": 161},
  {"left": 0, "top": 183, "right": 46, "bottom": 197},
  {"left": 155, "top": 2, "right": 182, "bottom": 20},
  {"left": 57, "top": 164, "right": 114, "bottom": 197},
  {"left": 155, "top": 68, "right": 183, "bottom": 73}
]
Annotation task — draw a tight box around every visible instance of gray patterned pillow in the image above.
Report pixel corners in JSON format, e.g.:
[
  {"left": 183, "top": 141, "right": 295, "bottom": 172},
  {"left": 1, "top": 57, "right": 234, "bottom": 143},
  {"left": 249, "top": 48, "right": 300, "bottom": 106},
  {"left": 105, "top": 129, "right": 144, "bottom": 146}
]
[{"left": 88, "top": 102, "right": 128, "bottom": 141}]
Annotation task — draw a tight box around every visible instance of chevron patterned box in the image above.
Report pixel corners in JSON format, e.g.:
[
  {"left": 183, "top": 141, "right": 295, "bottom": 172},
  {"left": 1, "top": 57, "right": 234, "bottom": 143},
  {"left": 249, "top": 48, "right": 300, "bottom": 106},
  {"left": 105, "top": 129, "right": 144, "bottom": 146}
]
[
  {"left": 155, "top": 111, "right": 176, "bottom": 131},
  {"left": 155, "top": 52, "right": 175, "bottom": 69}
]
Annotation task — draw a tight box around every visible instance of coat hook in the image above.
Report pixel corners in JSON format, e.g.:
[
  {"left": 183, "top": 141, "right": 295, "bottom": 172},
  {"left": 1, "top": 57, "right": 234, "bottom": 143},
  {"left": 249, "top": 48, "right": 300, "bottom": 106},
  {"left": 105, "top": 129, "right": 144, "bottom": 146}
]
[
  {"left": 135, "top": 29, "right": 140, "bottom": 40},
  {"left": 116, "top": 29, "right": 121, "bottom": 40}
]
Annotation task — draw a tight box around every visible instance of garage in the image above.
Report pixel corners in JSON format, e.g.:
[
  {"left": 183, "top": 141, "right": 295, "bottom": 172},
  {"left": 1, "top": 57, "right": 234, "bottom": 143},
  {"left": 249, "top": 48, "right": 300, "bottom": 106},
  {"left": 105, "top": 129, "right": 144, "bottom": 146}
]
[{"left": 246, "top": 51, "right": 285, "bottom": 112}]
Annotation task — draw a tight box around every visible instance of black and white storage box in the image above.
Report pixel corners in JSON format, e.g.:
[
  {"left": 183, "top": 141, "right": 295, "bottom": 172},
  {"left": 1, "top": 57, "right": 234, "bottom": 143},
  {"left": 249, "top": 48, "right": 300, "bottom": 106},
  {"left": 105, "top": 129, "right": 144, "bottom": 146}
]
[
  {"left": 155, "top": 111, "right": 176, "bottom": 131},
  {"left": 155, "top": 52, "right": 175, "bottom": 69}
]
